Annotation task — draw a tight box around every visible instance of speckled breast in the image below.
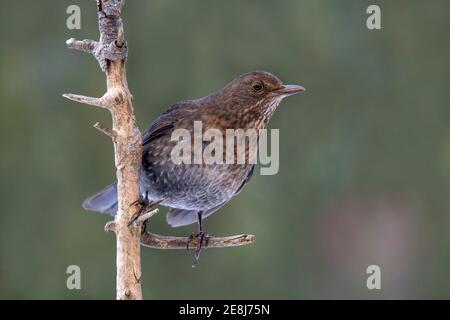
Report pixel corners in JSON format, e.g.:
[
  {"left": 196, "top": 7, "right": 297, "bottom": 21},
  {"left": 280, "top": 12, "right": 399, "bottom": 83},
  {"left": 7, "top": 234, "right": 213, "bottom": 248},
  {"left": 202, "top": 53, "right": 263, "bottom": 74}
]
[{"left": 140, "top": 135, "right": 253, "bottom": 210}]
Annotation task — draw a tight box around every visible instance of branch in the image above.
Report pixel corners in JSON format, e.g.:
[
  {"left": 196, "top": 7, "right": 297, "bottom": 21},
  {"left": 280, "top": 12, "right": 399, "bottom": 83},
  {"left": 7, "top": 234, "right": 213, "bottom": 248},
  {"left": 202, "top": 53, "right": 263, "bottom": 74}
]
[
  {"left": 65, "top": 0, "right": 143, "bottom": 300},
  {"left": 62, "top": 93, "right": 109, "bottom": 109},
  {"left": 66, "top": 38, "right": 98, "bottom": 55},
  {"left": 93, "top": 122, "right": 118, "bottom": 141},
  {"left": 104, "top": 220, "right": 255, "bottom": 249},
  {"left": 141, "top": 233, "right": 256, "bottom": 249}
]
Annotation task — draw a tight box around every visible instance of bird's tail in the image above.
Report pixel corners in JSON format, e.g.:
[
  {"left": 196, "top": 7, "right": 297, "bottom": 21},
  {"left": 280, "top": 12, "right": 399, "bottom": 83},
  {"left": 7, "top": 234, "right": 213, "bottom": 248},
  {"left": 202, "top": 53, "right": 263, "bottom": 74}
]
[{"left": 82, "top": 182, "right": 118, "bottom": 216}]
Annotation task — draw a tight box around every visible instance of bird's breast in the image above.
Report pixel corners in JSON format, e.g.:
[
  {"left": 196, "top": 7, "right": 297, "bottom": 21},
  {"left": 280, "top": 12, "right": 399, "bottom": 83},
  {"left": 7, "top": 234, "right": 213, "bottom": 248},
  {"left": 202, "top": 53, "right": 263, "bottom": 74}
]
[{"left": 141, "top": 134, "right": 254, "bottom": 210}]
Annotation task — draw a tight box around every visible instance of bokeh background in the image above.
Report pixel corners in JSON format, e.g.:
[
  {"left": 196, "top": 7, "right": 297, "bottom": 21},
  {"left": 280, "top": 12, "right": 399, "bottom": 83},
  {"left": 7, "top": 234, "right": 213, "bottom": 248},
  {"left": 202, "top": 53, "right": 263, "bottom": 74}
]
[{"left": 0, "top": 0, "right": 449, "bottom": 299}]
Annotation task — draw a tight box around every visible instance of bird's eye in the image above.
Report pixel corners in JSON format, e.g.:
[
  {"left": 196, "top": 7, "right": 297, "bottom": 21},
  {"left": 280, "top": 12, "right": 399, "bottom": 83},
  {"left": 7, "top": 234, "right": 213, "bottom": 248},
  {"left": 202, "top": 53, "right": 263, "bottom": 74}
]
[{"left": 252, "top": 81, "right": 264, "bottom": 92}]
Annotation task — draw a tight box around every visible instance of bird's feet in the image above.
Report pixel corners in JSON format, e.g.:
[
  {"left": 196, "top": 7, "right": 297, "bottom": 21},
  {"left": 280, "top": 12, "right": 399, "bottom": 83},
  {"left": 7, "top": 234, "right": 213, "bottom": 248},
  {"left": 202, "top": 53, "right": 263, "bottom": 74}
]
[
  {"left": 128, "top": 192, "right": 163, "bottom": 233},
  {"left": 187, "top": 231, "right": 209, "bottom": 267}
]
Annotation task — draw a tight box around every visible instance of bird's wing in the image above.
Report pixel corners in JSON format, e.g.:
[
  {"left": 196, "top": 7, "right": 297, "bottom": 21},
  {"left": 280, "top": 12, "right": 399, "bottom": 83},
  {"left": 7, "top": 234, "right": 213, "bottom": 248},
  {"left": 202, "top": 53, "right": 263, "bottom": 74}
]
[
  {"left": 142, "top": 100, "right": 199, "bottom": 147},
  {"left": 166, "top": 202, "right": 226, "bottom": 227},
  {"left": 234, "top": 164, "right": 255, "bottom": 195}
]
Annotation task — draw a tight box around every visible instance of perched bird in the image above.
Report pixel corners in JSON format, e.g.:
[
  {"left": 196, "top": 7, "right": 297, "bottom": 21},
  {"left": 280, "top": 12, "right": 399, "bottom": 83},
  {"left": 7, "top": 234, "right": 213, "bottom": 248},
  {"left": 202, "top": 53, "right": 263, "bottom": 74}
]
[{"left": 83, "top": 70, "right": 304, "bottom": 259}]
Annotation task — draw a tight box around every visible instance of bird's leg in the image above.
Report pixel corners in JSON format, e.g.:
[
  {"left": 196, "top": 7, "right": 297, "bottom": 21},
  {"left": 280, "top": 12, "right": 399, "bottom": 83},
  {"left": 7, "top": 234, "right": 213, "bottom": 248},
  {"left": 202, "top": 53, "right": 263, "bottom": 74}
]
[
  {"left": 187, "top": 211, "right": 209, "bottom": 266},
  {"left": 128, "top": 192, "right": 162, "bottom": 227}
]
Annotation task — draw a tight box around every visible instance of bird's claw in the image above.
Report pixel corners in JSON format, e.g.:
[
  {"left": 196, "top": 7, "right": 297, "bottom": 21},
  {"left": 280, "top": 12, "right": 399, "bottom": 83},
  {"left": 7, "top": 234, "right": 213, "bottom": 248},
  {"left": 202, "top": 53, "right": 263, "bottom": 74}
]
[
  {"left": 129, "top": 191, "right": 150, "bottom": 208},
  {"left": 187, "top": 231, "right": 209, "bottom": 267},
  {"left": 128, "top": 192, "right": 162, "bottom": 227}
]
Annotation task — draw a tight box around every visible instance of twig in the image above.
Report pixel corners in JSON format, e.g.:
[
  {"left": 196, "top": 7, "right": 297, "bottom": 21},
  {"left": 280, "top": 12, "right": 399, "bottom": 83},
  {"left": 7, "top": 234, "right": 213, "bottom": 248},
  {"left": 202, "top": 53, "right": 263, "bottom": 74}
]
[
  {"left": 62, "top": 93, "right": 109, "bottom": 109},
  {"left": 134, "top": 208, "right": 159, "bottom": 225},
  {"left": 141, "top": 233, "right": 256, "bottom": 249},
  {"left": 93, "top": 122, "right": 117, "bottom": 140},
  {"left": 66, "top": 38, "right": 98, "bottom": 55},
  {"left": 105, "top": 221, "right": 256, "bottom": 249}
]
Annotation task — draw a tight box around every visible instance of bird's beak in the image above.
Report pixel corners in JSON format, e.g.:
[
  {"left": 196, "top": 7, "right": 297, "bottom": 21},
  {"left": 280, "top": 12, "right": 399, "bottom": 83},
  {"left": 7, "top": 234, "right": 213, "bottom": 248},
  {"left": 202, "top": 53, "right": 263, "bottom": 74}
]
[{"left": 275, "top": 84, "right": 305, "bottom": 96}]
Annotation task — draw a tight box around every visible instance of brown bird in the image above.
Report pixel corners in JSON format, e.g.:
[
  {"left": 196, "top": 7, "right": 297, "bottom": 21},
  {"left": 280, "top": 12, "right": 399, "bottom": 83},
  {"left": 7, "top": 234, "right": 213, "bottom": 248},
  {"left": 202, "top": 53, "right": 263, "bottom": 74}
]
[{"left": 83, "top": 70, "right": 304, "bottom": 261}]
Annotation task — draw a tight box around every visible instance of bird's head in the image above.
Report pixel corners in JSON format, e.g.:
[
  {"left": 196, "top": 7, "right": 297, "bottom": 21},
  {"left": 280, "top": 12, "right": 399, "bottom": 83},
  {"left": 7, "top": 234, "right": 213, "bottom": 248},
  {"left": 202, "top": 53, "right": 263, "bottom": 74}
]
[
  {"left": 230, "top": 70, "right": 305, "bottom": 100},
  {"left": 208, "top": 70, "right": 305, "bottom": 128}
]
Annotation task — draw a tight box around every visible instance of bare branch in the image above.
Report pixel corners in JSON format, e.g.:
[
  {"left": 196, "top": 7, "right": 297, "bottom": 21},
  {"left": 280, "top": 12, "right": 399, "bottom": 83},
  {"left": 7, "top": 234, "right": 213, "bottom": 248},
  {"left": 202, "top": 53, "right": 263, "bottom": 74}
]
[
  {"left": 66, "top": 0, "right": 143, "bottom": 300},
  {"left": 93, "top": 122, "right": 117, "bottom": 140},
  {"left": 141, "top": 233, "right": 256, "bottom": 249},
  {"left": 65, "top": 38, "right": 108, "bottom": 70},
  {"left": 106, "top": 218, "right": 255, "bottom": 249},
  {"left": 106, "top": 219, "right": 255, "bottom": 249},
  {"left": 105, "top": 221, "right": 116, "bottom": 233},
  {"left": 66, "top": 38, "right": 98, "bottom": 55},
  {"left": 128, "top": 198, "right": 164, "bottom": 227},
  {"left": 135, "top": 209, "right": 159, "bottom": 225},
  {"left": 62, "top": 93, "right": 109, "bottom": 109}
]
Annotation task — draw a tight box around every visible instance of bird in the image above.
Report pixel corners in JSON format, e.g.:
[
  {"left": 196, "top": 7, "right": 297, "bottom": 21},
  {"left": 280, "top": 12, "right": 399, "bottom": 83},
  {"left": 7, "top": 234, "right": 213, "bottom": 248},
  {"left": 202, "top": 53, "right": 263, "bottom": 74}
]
[{"left": 82, "top": 70, "right": 304, "bottom": 261}]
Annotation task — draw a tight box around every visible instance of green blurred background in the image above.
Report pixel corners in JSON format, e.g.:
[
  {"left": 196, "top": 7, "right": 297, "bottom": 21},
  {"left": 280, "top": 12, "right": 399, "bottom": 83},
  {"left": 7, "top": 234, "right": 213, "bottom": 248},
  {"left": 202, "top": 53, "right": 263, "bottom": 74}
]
[{"left": 0, "top": 0, "right": 449, "bottom": 299}]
